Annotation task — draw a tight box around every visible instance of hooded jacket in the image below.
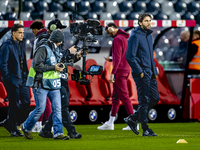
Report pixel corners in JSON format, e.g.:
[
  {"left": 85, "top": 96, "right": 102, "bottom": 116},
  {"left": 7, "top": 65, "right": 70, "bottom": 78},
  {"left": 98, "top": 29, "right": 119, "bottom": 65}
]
[
  {"left": 111, "top": 29, "right": 130, "bottom": 74},
  {"left": 126, "top": 26, "right": 157, "bottom": 78}
]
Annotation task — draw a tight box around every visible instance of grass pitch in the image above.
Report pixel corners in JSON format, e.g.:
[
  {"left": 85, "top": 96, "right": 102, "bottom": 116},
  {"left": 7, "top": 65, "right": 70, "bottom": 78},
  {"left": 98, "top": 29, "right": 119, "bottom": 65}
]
[{"left": 0, "top": 123, "right": 200, "bottom": 150}]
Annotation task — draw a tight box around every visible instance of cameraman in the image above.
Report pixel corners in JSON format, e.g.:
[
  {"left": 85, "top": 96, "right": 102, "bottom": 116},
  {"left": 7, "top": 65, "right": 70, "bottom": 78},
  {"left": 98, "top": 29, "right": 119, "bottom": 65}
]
[
  {"left": 39, "top": 19, "right": 82, "bottom": 139},
  {"left": 21, "top": 30, "right": 68, "bottom": 140}
]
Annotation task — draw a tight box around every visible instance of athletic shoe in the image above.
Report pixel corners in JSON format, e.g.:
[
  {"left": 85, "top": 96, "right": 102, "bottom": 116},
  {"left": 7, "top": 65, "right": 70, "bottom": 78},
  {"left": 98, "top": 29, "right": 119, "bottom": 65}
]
[
  {"left": 142, "top": 129, "right": 157, "bottom": 136},
  {"left": 68, "top": 131, "right": 82, "bottom": 139},
  {"left": 39, "top": 129, "right": 53, "bottom": 138},
  {"left": 124, "top": 117, "right": 139, "bottom": 135},
  {"left": 20, "top": 124, "right": 33, "bottom": 139},
  {"left": 97, "top": 121, "right": 114, "bottom": 130},
  {"left": 32, "top": 125, "right": 42, "bottom": 132},
  {"left": 54, "top": 135, "right": 69, "bottom": 140}
]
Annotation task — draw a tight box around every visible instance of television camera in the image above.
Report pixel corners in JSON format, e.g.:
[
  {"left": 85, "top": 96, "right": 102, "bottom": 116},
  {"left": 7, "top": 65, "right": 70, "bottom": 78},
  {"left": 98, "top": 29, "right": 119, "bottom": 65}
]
[{"left": 69, "top": 19, "right": 103, "bottom": 84}]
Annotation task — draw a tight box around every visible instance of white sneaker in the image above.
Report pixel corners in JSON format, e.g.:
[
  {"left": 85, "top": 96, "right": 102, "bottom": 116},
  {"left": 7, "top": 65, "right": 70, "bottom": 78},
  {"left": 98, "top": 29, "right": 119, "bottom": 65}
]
[
  {"left": 122, "top": 126, "right": 131, "bottom": 130},
  {"left": 122, "top": 124, "right": 139, "bottom": 131},
  {"left": 97, "top": 121, "right": 114, "bottom": 130},
  {"left": 32, "top": 125, "right": 42, "bottom": 132}
]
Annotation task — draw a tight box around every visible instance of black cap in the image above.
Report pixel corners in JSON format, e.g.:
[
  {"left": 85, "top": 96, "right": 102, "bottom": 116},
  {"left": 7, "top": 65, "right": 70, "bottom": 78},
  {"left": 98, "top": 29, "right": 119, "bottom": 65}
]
[
  {"left": 48, "top": 19, "right": 67, "bottom": 31},
  {"left": 50, "top": 29, "right": 64, "bottom": 43}
]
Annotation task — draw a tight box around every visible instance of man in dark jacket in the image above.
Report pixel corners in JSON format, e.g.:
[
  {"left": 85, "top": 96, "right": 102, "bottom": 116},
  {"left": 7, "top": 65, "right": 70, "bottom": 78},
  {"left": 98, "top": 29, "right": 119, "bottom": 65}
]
[
  {"left": 0, "top": 24, "right": 30, "bottom": 137},
  {"left": 98, "top": 23, "right": 134, "bottom": 130},
  {"left": 125, "top": 13, "right": 159, "bottom": 136},
  {"left": 38, "top": 19, "right": 82, "bottom": 139}
]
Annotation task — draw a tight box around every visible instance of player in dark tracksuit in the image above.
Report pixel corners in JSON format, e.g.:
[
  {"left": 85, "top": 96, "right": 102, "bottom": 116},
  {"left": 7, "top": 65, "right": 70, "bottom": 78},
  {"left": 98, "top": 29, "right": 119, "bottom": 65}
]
[{"left": 125, "top": 13, "right": 159, "bottom": 136}]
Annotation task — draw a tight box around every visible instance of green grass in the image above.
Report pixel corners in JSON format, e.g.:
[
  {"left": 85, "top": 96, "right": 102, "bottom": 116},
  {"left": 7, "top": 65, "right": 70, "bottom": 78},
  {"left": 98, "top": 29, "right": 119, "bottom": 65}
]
[{"left": 0, "top": 123, "right": 200, "bottom": 150}]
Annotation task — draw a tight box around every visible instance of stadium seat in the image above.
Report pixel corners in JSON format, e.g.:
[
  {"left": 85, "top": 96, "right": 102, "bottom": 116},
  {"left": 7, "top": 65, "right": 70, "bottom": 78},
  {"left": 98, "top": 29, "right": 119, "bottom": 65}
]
[
  {"left": 30, "top": 11, "right": 43, "bottom": 20},
  {"left": 188, "top": 2, "right": 200, "bottom": 15},
  {"left": 0, "top": 12, "right": 4, "bottom": 20},
  {"left": 113, "top": 13, "right": 126, "bottom": 20},
  {"left": 34, "top": 1, "right": 49, "bottom": 14},
  {"left": 85, "top": 59, "right": 109, "bottom": 105},
  {"left": 0, "top": 1, "right": 8, "bottom": 14},
  {"left": 63, "top": 1, "right": 75, "bottom": 12},
  {"left": 20, "top": 12, "right": 32, "bottom": 21},
  {"left": 3, "top": 12, "right": 17, "bottom": 20},
  {"left": 91, "top": 1, "right": 105, "bottom": 15},
  {"left": 148, "top": 1, "right": 161, "bottom": 15},
  {"left": 118, "top": 1, "right": 133, "bottom": 14},
  {"left": 106, "top": 1, "right": 120, "bottom": 15},
  {"left": 43, "top": 11, "right": 55, "bottom": 20},
  {"left": 133, "top": 1, "right": 147, "bottom": 13},
  {"left": 87, "top": 12, "right": 98, "bottom": 20},
  {"left": 48, "top": 2, "right": 63, "bottom": 15},
  {"left": 161, "top": 1, "right": 175, "bottom": 15},
  {"left": 180, "top": 0, "right": 193, "bottom": 4},
  {"left": 182, "top": 12, "right": 195, "bottom": 20},
  {"left": 68, "top": 66, "right": 88, "bottom": 106},
  {"left": 174, "top": 2, "right": 187, "bottom": 15},
  {"left": 57, "top": 12, "right": 70, "bottom": 20},
  {"left": 167, "top": 0, "right": 178, "bottom": 4},
  {"left": 155, "top": 12, "right": 169, "bottom": 20},
  {"left": 23, "top": 1, "right": 34, "bottom": 12},
  {"left": 127, "top": 69, "right": 138, "bottom": 105},
  {"left": 99, "top": 12, "right": 113, "bottom": 20},
  {"left": 169, "top": 12, "right": 181, "bottom": 20},
  {"left": 77, "top": 1, "right": 91, "bottom": 15},
  {"left": 153, "top": 0, "right": 165, "bottom": 3},
  {"left": 196, "top": 14, "right": 200, "bottom": 26},
  {"left": 127, "top": 12, "right": 140, "bottom": 20}
]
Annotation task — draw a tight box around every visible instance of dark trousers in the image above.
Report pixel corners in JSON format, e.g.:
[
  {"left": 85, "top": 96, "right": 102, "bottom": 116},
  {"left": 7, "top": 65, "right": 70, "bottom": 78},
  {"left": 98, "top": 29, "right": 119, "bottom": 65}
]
[
  {"left": 130, "top": 69, "right": 159, "bottom": 130},
  {"left": 44, "top": 81, "right": 75, "bottom": 134},
  {"left": 5, "top": 83, "right": 30, "bottom": 132}
]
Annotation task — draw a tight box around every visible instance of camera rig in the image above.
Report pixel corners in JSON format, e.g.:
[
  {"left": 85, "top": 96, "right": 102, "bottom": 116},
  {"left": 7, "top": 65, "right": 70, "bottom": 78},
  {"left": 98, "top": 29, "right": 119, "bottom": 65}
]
[{"left": 70, "top": 19, "right": 103, "bottom": 84}]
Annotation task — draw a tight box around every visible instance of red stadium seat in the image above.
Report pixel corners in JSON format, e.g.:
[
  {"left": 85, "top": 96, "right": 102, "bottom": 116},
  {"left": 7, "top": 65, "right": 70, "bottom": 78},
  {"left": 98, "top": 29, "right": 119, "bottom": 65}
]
[
  {"left": 85, "top": 59, "right": 109, "bottom": 105},
  {"left": 27, "top": 59, "right": 33, "bottom": 71},
  {"left": 154, "top": 58, "right": 181, "bottom": 105},
  {"left": 68, "top": 66, "right": 88, "bottom": 106},
  {"left": 127, "top": 68, "right": 138, "bottom": 105},
  {"left": 0, "top": 82, "right": 8, "bottom": 107}
]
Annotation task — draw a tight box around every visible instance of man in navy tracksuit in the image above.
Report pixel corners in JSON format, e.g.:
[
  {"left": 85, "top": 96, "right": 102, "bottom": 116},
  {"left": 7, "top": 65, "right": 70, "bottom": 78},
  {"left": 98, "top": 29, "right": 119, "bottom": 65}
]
[{"left": 125, "top": 13, "right": 159, "bottom": 136}]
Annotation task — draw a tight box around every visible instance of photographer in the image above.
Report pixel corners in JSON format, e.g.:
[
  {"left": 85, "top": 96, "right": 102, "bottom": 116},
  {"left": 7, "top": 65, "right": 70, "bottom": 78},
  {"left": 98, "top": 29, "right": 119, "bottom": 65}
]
[
  {"left": 39, "top": 19, "right": 82, "bottom": 139},
  {"left": 21, "top": 30, "right": 68, "bottom": 140}
]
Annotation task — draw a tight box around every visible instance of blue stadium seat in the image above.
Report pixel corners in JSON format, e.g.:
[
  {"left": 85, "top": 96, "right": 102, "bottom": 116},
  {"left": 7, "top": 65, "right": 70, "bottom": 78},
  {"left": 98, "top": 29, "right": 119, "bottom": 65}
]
[
  {"left": 127, "top": 12, "right": 140, "bottom": 20},
  {"left": 169, "top": 12, "right": 181, "bottom": 20},
  {"left": 30, "top": 11, "right": 43, "bottom": 20},
  {"left": 20, "top": 12, "right": 32, "bottom": 21},
  {"left": 0, "top": 1, "right": 8, "bottom": 14},
  {"left": 133, "top": 1, "right": 147, "bottom": 13},
  {"left": 196, "top": 14, "right": 200, "bottom": 25},
  {"left": 3, "top": 13, "right": 17, "bottom": 20},
  {"left": 182, "top": 12, "right": 195, "bottom": 20},
  {"left": 118, "top": 2, "right": 133, "bottom": 14},
  {"left": 87, "top": 12, "right": 99, "bottom": 19},
  {"left": 106, "top": 1, "right": 120, "bottom": 15},
  {"left": 113, "top": 13, "right": 127, "bottom": 20},
  {"left": 155, "top": 12, "right": 169, "bottom": 20},
  {"left": 34, "top": 1, "right": 49, "bottom": 14},
  {"left": 77, "top": 1, "right": 91, "bottom": 15},
  {"left": 136, "top": 0, "right": 150, "bottom": 2},
  {"left": 43, "top": 11, "right": 55, "bottom": 20},
  {"left": 91, "top": 1, "right": 105, "bottom": 14},
  {"left": 188, "top": 2, "right": 200, "bottom": 15},
  {"left": 99, "top": 12, "right": 113, "bottom": 20},
  {"left": 174, "top": 2, "right": 187, "bottom": 15},
  {"left": 0, "top": 12, "right": 4, "bottom": 20},
  {"left": 58, "top": 12, "right": 70, "bottom": 20},
  {"left": 180, "top": 0, "right": 193, "bottom": 4},
  {"left": 168, "top": 0, "right": 178, "bottom": 4},
  {"left": 23, "top": 1, "right": 34, "bottom": 12},
  {"left": 161, "top": 1, "right": 175, "bottom": 15},
  {"left": 148, "top": 1, "right": 161, "bottom": 15},
  {"left": 48, "top": 2, "right": 63, "bottom": 14},
  {"left": 63, "top": 1, "right": 75, "bottom": 12}
]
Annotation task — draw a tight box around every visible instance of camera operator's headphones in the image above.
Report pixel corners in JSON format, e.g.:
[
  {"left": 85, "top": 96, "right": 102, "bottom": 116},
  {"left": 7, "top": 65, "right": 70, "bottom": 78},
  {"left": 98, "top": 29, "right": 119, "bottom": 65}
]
[{"left": 49, "top": 19, "right": 59, "bottom": 32}]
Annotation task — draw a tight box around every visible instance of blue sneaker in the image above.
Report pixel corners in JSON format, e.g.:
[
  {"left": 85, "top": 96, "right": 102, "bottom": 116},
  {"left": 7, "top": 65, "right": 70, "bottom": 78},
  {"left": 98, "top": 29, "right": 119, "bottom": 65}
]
[
  {"left": 143, "top": 129, "right": 157, "bottom": 136},
  {"left": 124, "top": 117, "right": 139, "bottom": 135}
]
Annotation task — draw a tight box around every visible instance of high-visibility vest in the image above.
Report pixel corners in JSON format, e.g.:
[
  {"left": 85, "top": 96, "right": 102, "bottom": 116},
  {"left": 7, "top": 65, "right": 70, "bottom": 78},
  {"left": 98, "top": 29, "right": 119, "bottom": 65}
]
[
  {"left": 26, "top": 45, "right": 61, "bottom": 90},
  {"left": 188, "top": 39, "right": 200, "bottom": 71}
]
